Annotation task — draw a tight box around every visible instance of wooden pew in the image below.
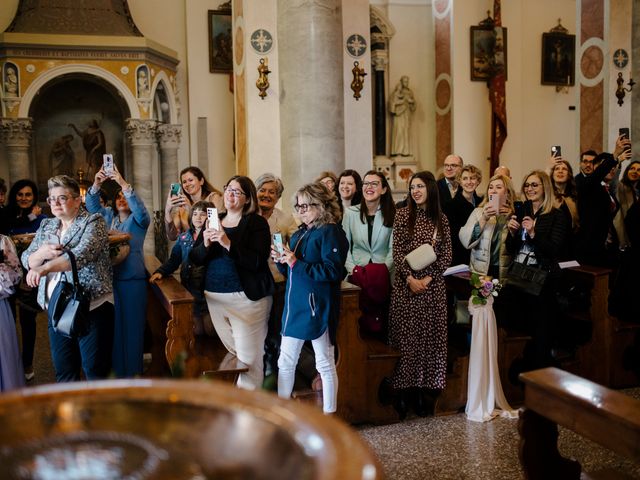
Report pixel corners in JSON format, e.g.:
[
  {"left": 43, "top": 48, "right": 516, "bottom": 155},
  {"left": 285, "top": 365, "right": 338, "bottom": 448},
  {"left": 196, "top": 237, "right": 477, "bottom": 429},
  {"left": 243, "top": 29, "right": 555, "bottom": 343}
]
[
  {"left": 518, "top": 367, "right": 640, "bottom": 479},
  {"left": 144, "top": 255, "right": 247, "bottom": 382},
  {"left": 335, "top": 282, "right": 401, "bottom": 424}
]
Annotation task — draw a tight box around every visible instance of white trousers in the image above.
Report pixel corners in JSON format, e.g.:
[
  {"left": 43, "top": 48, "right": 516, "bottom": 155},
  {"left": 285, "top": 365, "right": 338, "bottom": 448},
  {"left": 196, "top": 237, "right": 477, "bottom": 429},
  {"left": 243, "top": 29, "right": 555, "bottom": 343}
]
[
  {"left": 204, "top": 291, "right": 272, "bottom": 390},
  {"left": 277, "top": 330, "right": 338, "bottom": 413}
]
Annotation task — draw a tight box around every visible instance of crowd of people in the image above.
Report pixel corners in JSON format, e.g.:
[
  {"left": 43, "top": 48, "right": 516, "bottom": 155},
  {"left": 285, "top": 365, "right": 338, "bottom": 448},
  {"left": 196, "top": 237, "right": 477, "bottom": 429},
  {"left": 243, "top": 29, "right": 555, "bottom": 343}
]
[{"left": 0, "top": 136, "right": 636, "bottom": 418}]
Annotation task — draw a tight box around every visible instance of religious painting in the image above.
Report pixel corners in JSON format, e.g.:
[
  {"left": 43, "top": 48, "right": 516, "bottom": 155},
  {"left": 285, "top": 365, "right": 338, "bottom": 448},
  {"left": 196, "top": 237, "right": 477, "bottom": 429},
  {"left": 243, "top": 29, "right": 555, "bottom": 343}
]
[
  {"left": 208, "top": 9, "right": 232, "bottom": 73},
  {"left": 470, "top": 26, "right": 508, "bottom": 81},
  {"left": 541, "top": 32, "right": 575, "bottom": 86}
]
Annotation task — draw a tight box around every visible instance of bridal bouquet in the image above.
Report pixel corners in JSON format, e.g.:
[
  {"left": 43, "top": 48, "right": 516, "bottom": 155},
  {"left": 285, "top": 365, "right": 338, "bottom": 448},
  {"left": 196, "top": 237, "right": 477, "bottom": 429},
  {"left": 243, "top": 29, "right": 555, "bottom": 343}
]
[{"left": 470, "top": 273, "right": 502, "bottom": 306}]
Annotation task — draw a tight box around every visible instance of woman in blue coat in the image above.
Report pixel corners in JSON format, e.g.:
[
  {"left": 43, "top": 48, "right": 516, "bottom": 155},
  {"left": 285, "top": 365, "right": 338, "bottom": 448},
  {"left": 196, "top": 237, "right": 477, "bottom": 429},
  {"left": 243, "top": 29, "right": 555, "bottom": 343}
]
[
  {"left": 275, "top": 183, "right": 348, "bottom": 414},
  {"left": 87, "top": 164, "right": 150, "bottom": 377}
]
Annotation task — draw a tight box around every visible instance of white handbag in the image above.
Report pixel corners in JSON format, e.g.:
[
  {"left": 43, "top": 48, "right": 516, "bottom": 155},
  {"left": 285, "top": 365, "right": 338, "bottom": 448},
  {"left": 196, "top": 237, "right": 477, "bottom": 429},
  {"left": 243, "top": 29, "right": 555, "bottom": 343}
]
[{"left": 405, "top": 228, "right": 437, "bottom": 271}]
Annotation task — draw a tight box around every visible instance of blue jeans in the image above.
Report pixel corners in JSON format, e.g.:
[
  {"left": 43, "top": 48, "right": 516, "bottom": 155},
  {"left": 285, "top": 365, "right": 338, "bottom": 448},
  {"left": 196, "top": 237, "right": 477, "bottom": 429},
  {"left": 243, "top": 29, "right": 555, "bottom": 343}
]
[{"left": 49, "top": 302, "right": 115, "bottom": 382}]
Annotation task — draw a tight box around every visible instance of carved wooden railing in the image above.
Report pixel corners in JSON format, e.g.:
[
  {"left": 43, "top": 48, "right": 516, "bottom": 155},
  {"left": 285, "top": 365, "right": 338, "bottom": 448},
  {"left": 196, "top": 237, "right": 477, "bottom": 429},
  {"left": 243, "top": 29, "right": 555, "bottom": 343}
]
[
  {"left": 144, "top": 255, "right": 247, "bottom": 382},
  {"left": 519, "top": 367, "right": 640, "bottom": 479}
]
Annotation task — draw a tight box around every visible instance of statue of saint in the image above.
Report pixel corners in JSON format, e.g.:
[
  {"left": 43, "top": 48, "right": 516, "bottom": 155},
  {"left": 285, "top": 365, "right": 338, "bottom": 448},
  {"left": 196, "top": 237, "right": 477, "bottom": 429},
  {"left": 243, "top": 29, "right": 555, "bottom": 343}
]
[
  {"left": 4, "top": 66, "right": 18, "bottom": 98},
  {"left": 49, "top": 134, "right": 76, "bottom": 175},
  {"left": 68, "top": 120, "right": 106, "bottom": 179},
  {"left": 389, "top": 76, "right": 416, "bottom": 157},
  {"left": 137, "top": 68, "right": 150, "bottom": 97}
]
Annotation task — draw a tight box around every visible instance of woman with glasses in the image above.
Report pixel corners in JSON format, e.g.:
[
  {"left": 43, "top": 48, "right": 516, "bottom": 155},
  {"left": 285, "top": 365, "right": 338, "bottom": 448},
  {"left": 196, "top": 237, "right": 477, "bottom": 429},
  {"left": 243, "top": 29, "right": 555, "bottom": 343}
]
[
  {"left": 341, "top": 171, "right": 395, "bottom": 336},
  {"left": 86, "top": 164, "right": 150, "bottom": 377},
  {"left": 190, "top": 176, "right": 274, "bottom": 390},
  {"left": 164, "top": 166, "right": 224, "bottom": 241},
  {"left": 505, "top": 170, "right": 568, "bottom": 370},
  {"left": 2, "top": 179, "right": 48, "bottom": 382},
  {"left": 274, "top": 183, "right": 348, "bottom": 414},
  {"left": 459, "top": 174, "right": 516, "bottom": 280},
  {"left": 22, "top": 175, "right": 113, "bottom": 382},
  {"left": 388, "top": 171, "right": 452, "bottom": 419}
]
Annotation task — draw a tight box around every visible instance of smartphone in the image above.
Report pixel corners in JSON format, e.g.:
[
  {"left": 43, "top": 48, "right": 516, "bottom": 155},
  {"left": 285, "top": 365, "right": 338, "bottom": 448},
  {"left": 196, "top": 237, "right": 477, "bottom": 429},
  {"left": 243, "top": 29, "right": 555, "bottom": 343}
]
[
  {"left": 273, "top": 232, "right": 284, "bottom": 256},
  {"left": 207, "top": 207, "right": 219, "bottom": 230},
  {"left": 488, "top": 193, "right": 504, "bottom": 212},
  {"left": 103, "top": 154, "right": 114, "bottom": 175},
  {"left": 551, "top": 145, "right": 562, "bottom": 158},
  {"left": 170, "top": 183, "right": 182, "bottom": 197},
  {"left": 523, "top": 200, "right": 534, "bottom": 219},
  {"left": 513, "top": 201, "right": 524, "bottom": 222},
  {"left": 619, "top": 128, "right": 630, "bottom": 140}
]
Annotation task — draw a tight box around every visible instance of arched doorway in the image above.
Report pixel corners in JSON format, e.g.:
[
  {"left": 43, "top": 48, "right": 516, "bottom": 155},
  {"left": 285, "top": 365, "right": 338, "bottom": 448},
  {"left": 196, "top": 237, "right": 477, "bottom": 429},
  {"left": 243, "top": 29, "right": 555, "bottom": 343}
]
[{"left": 28, "top": 74, "right": 131, "bottom": 201}]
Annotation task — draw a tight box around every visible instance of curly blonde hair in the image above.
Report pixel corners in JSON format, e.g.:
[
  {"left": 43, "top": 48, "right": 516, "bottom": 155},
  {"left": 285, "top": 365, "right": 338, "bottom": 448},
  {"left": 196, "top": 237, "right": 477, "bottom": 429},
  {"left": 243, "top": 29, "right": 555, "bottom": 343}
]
[{"left": 293, "top": 183, "right": 342, "bottom": 226}]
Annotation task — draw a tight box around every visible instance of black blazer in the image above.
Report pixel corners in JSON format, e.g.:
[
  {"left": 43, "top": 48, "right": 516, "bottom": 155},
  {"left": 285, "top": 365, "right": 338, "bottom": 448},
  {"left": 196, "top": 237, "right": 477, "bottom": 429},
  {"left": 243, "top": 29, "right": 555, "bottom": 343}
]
[
  {"left": 190, "top": 212, "right": 274, "bottom": 301},
  {"left": 437, "top": 178, "right": 455, "bottom": 207},
  {"left": 506, "top": 207, "right": 568, "bottom": 275},
  {"left": 442, "top": 189, "right": 483, "bottom": 266}
]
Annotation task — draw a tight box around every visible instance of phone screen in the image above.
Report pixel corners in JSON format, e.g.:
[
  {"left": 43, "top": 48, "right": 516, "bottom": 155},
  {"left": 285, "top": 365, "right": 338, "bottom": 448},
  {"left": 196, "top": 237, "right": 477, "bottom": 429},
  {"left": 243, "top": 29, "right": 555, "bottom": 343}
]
[
  {"left": 170, "top": 183, "right": 181, "bottom": 197},
  {"left": 273, "top": 233, "right": 284, "bottom": 255},
  {"left": 523, "top": 200, "right": 534, "bottom": 219},
  {"left": 619, "top": 128, "right": 630, "bottom": 140},
  {"left": 207, "top": 207, "right": 219, "bottom": 230},
  {"left": 103, "top": 154, "right": 114, "bottom": 174},
  {"left": 551, "top": 145, "right": 562, "bottom": 158},
  {"left": 513, "top": 201, "right": 524, "bottom": 222},
  {"left": 489, "top": 193, "right": 504, "bottom": 212}
]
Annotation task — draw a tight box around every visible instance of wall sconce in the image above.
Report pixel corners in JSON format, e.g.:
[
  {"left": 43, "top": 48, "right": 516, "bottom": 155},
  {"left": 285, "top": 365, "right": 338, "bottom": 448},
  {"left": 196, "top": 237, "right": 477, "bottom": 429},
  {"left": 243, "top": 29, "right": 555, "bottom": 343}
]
[
  {"left": 616, "top": 72, "right": 635, "bottom": 106},
  {"left": 256, "top": 58, "right": 271, "bottom": 100},
  {"left": 77, "top": 168, "right": 89, "bottom": 202},
  {"left": 351, "top": 61, "right": 367, "bottom": 100}
]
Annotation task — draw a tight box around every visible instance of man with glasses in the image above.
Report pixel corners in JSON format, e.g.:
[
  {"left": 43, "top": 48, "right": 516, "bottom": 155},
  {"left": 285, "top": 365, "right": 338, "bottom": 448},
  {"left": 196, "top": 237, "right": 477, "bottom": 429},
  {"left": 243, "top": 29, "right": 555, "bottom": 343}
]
[
  {"left": 575, "top": 149, "right": 597, "bottom": 188},
  {"left": 437, "top": 154, "right": 463, "bottom": 206}
]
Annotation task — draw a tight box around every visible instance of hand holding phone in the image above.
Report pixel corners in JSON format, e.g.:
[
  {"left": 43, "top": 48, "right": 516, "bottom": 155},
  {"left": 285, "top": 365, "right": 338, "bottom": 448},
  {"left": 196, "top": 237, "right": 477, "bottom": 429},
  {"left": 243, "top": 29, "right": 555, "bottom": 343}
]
[
  {"left": 103, "top": 154, "right": 114, "bottom": 176},
  {"left": 170, "top": 183, "right": 182, "bottom": 197},
  {"left": 619, "top": 128, "right": 630, "bottom": 140},
  {"left": 488, "top": 193, "right": 505, "bottom": 213},
  {"left": 273, "top": 232, "right": 284, "bottom": 260},
  {"left": 44, "top": 233, "right": 60, "bottom": 245},
  {"left": 207, "top": 207, "right": 219, "bottom": 230}
]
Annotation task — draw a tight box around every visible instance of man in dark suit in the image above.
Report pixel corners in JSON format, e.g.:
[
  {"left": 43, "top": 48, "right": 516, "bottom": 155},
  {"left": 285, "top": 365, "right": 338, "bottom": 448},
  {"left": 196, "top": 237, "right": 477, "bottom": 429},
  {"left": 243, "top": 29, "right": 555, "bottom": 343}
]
[
  {"left": 437, "top": 154, "right": 463, "bottom": 207},
  {"left": 574, "top": 149, "right": 597, "bottom": 188}
]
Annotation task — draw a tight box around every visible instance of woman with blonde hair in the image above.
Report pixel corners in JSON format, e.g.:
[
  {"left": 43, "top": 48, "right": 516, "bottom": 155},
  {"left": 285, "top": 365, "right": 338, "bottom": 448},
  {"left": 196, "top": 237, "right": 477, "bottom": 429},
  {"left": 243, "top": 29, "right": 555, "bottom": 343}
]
[
  {"left": 275, "top": 182, "right": 348, "bottom": 414},
  {"left": 459, "top": 174, "right": 516, "bottom": 280}
]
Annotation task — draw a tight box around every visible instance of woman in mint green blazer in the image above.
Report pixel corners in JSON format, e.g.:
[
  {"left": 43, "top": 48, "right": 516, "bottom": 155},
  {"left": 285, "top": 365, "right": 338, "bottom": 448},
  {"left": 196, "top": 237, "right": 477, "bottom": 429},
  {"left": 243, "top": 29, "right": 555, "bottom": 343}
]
[{"left": 341, "top": 170, "right": 396, "bottom": 277}]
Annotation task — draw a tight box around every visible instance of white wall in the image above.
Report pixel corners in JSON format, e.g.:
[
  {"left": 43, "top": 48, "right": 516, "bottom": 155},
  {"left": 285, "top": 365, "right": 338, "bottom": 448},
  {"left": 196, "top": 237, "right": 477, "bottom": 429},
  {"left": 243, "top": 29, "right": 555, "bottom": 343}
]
[{"left": 608, "top": 0, "right": 632, "bottom": 151}]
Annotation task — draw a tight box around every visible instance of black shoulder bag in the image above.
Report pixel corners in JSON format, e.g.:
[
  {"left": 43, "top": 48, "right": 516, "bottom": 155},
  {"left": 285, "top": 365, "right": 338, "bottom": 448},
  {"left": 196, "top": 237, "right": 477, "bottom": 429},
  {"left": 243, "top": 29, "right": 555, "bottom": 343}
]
[
  {"left": 48, "top": 250, "right": 91, "bottom": 338},
  {"left": 505, "top": 252, "right": 548, "bottom": 297}
]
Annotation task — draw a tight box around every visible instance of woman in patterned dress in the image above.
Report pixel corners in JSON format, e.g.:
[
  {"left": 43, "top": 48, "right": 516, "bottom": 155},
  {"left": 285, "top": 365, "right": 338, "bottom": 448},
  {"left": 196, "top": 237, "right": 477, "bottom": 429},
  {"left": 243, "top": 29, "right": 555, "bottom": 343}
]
[{"left": 389, "top": 171, "right": 452, "bottom": 419}]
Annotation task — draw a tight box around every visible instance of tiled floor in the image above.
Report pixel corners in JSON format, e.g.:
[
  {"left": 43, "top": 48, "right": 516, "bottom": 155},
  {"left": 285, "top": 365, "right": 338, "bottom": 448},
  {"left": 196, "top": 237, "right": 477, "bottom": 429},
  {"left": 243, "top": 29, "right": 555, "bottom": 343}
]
[{"left": 18, "top": 314, "right": 640, "bottom": 479}]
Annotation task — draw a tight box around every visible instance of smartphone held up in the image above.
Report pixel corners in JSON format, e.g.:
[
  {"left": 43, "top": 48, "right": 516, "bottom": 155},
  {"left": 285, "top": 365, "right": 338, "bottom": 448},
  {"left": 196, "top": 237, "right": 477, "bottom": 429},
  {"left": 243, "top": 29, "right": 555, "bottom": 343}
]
[
  {"left": 103, "top": 154, "right": 114, "bottom": 176},
  {"left": 170, "top": 183, "right": 182, "bottom": 197},
  {"left": 551, "top": 145, "right": 562, "bottom": 158},
  {"left": 207, "top": 207, "right": 219, "bottom": 230}
]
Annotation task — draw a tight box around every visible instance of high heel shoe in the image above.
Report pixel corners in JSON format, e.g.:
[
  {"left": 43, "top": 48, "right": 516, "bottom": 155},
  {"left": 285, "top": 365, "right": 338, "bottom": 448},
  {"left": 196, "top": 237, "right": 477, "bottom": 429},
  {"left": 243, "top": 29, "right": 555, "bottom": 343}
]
[{"left": 413, "top": 389, "right": 428, "bottom": 417}]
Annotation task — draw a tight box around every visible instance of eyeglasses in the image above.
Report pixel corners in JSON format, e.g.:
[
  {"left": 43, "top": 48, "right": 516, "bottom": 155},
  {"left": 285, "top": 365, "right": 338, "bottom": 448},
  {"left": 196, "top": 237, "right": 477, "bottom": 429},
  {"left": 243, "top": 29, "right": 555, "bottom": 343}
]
[
  {"left": 294, "top": 203, "right": 318, "bottom": 213},
  {"left": 224, "top": 186, "right": 246, "bottom": 197},
  {"left": 523, "top": 182, "right": 541, "bottom": 189},
  {"left": 580, "top": 159, "right": 594, "bottom": 164},
  {"left": 362, "top": 181, "right": 381, "bottom": 188},
  {"left": 46, "top": 195, "right": 78, "bottom": 205},
  {"left": 409, "top": 184, "right": 427, "bottom": 191},
  {"left": 444, "top": 164, "right": 461, "bottom": 170}
]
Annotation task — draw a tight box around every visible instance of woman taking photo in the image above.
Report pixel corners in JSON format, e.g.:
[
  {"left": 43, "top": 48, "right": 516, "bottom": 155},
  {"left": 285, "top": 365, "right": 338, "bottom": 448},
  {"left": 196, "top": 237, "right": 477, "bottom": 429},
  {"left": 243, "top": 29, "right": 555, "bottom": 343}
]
[
  {"left": 459, "top": 174, "right": 516, "bottom": 280},
  {"left": 190, "top": 176, "right": 274, "bottom": 390},
  {"left": 4, "top": 179, "right": 47, "bottom": 382},
  {"left": 275, "top": 183, "right": 348, "bottom": 414},
  {"left": 22, "top": 175, "right": 114, "bottom": 382},
  {"left": 505, "top": 170, "right": 568, "bottom": 370},
  {"left": 443, "top": 165, "right": 483, "bottom": 267},
  {"left": 389, "top": 171, "right": 452, "bottom": 419},
  {"left": 165, "top": 166, "right": 224, "bottom": 240},
  {"left": 87, "top": 165, "right": 150, "bottom": 377},
  {"left": 613, "top": 160, "right": 640, "bottom": 250},
  {"left": 550, "top": 159, "right": 579, "bottom": 238}
]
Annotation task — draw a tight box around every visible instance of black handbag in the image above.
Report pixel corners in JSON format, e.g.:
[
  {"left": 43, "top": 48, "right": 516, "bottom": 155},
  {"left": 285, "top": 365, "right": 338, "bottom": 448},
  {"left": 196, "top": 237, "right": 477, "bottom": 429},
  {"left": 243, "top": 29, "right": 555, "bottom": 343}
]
[
  {"left": 48, "top": 250, "right": 91, "bottom": 338},
  {"left": 505, "top": 253, "right": 548, "bottom": 296}
]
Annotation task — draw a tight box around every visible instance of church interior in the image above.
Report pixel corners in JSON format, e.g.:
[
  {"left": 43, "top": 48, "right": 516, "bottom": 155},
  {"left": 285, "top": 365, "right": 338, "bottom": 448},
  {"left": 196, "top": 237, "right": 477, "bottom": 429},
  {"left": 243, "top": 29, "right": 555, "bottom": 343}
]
[{"left": 0, "top": 0, "right": 639, "bottom": 478}]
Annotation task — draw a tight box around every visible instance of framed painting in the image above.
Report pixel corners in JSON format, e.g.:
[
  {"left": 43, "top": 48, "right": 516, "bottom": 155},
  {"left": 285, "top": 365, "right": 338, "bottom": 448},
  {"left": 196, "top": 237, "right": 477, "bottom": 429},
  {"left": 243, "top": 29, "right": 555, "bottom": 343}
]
[
  {"left": 470, "top": 26, "right": 508, "bottom": 81},
  {"left": 541, "top": 32, "right": 575, "bottom": 86},
  {"left": 208, "top": 9, "right": 232, "bottom": 73}
]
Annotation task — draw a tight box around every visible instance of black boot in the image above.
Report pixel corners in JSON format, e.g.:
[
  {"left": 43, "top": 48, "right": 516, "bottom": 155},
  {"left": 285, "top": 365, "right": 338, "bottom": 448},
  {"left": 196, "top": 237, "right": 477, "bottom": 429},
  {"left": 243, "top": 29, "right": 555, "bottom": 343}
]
[
  {"left": 393, "top": 389, "right": 409, "bottom": 421},
  {"left": 413, "top": 388, "right": 428, "bottom": 417}
]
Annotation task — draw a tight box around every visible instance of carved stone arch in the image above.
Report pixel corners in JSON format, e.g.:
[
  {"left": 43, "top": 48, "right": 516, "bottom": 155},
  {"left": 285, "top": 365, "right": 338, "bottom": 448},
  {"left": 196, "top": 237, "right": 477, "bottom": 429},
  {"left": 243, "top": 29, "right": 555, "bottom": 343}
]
[
  {"left": 19, "top": 64, "right": 140, "bottom": 119},
  {"left": 150, "top": 70, "right": 178, "bottom": 124},
  {"left": 370, "top": 6, "right": 396, "bottom": 42}
]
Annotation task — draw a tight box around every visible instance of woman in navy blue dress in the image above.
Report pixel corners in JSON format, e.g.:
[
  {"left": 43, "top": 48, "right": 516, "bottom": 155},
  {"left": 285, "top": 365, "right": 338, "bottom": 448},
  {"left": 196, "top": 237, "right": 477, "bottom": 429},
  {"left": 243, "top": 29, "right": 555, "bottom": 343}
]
[
  {"left": 275, "top": 183, "right": 348, "bottom": 414},
  {"left": 87, "top": 165, "right": 150, "bottom": 377}
]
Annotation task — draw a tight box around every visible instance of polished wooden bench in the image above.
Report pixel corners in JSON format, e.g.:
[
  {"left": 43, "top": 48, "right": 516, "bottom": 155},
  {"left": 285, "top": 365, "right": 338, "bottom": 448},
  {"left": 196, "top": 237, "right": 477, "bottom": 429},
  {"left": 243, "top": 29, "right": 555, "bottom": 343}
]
[
  {"left": 144, "top": 255, "right": 247, "bottom": 382},
  {"left": 519, "top": 367, "right": 640, "bottom": 479}
]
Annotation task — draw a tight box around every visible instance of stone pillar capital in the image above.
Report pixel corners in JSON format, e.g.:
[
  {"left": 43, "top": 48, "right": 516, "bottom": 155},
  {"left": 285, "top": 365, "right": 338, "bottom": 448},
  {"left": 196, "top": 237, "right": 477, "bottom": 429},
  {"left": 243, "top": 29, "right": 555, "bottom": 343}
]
[
  {"left": 125, "top": 118, "right": 157, "bottom": 145},
  {"left": 371, "top": 50, "right": 389, "bottom": 72},
  {"left": 156, "top": 124, "right": 182, "bottom": 149},
  {"left": 1, "top": 117, "right": 33, "bottom": 146}
]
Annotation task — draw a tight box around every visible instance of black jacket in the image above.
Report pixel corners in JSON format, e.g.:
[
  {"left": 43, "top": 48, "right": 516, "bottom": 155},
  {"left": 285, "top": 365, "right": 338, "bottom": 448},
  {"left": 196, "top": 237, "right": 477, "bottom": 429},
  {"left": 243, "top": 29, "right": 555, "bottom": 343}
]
[
  {"left": 190, "top": 212, "right": 274, "bottom": 301},
  {"left": 437, "top": 178, "right": 455, "bottom": 207},
  {"left": 442, "top": 189, "right": 483, "bottom": 266}
]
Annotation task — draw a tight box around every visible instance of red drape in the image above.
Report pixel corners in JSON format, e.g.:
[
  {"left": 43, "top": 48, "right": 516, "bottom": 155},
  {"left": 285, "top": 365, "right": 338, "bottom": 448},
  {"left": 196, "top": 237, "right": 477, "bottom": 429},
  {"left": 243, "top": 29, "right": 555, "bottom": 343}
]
[{"left": 489, "top": 0, "right": 507, "bottom": 173}]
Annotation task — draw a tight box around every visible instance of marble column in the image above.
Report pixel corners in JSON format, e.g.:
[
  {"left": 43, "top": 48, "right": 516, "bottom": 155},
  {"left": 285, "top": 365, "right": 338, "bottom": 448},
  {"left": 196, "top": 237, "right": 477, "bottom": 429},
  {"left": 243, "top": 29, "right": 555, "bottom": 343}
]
[
  {"left": 277, "top": 0, "right": 344, "bottom": 189},
  {"left": 126, "top": 118, "right": 157, "bottom": 255},
  {"left": 1, "top": 118, "right": 33, "bottom": 184},
  {"left": 156, "top": 124, "right": 182, "bottom": 201},
  {"left": 633, "top": 0, "right": 640, "bottom": 152}
]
